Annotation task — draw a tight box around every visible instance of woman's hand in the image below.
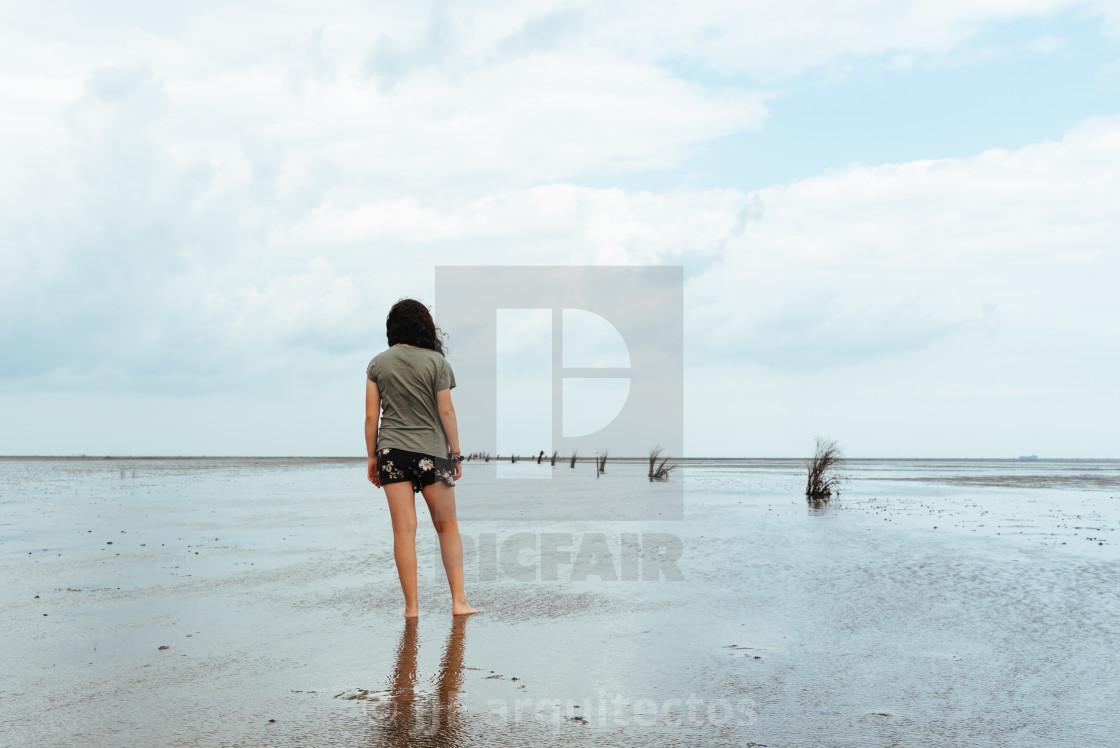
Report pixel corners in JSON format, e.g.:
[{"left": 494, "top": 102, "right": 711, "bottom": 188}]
[
  {"left": 368, "top": 456, "right": 381, "bottom": 488},
  {"left": 452, "top": 459, "right": 462, "bottom": 481}
]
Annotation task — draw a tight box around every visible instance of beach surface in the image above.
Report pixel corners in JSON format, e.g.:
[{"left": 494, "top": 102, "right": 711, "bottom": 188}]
[{"left": 2, "top": 456, "right": 1118, "bottom": 747}]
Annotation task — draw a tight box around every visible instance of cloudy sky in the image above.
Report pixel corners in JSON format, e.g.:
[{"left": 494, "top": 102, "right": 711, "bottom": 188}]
[{"left": 2, "top": 1, "right": 1118, "bottom": 457}]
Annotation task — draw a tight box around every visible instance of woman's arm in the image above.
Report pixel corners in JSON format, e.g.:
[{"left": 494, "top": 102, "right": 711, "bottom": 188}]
[
  {"left": 436, "top": 388, "right": 462, "bottom": 479},
  {"left": 366, "top": 379, "right": 381, "bottom": 486}
]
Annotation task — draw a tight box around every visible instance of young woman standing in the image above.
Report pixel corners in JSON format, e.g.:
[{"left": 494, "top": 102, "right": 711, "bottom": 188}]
[{"left": 365, "top": 299, "right": 478, "bottom": 617}]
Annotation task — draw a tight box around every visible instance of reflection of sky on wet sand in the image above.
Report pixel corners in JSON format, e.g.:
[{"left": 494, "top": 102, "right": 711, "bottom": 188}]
[{"left": 2, "top": 457, "right": 1118, "bottom": 746}]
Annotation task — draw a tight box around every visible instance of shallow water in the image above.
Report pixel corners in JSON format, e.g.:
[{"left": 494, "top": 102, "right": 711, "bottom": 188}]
[{"left": 1, "top": 457, "right": 1118, "bottom": 746}]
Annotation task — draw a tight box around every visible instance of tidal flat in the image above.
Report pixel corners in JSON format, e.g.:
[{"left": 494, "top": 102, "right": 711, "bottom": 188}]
[{"left": 2, "top": 456, "right": 1118, "bottom": 747}]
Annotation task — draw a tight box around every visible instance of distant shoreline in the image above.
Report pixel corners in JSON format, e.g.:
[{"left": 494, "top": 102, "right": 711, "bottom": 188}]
[{"left": 1, "top": 455, "right": 1115, "bottom": 462}]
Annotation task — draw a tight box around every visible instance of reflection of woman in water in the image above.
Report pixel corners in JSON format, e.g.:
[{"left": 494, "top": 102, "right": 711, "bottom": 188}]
[
  {"left": 365, "top": 299, "right": 478, "bottom": 617},
  {"left": 374, "top": 617, "right": 469, "bottom": 745}
]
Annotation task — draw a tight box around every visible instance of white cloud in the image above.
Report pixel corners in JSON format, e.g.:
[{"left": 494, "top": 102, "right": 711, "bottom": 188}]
[
  {"left": 4, "top": 1, "right": 1111, "bottom": 188},
  {"left": 512, "top": 0, "right": 1105, "bottom": 77},
  {"left": 1026, "top": 35, "right": 1068, "bottom": 53},
  {"left": 1101, "top": 57, "right": 1120, "bottom": 78},
  {"left": 5, "top": 109, "right": 1119, "bottom": 389},
  {"left": 685, "top": 116, "right": 1120, "bottom": 366},
  {"left": 290, "top": 116, "right": 1120, "bottom": 389},
  {"left": 1, "top": 1, "right": 1118, "bottom": 454}
]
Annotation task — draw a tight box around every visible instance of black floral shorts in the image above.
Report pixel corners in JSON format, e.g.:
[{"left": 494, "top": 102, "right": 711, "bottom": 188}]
[{"left": 377, "top": 447, "right": 456, "bottom": 493}]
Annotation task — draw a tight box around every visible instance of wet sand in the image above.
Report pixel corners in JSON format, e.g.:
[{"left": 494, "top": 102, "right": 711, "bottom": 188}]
[{"left": 2, "top": 457, "right": 1118, "bottom": 746}]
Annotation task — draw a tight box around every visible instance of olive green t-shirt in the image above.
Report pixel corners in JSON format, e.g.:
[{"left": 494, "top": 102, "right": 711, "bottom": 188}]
[{"left": 367, "top": 345, "right": 456, "bottom": 458}]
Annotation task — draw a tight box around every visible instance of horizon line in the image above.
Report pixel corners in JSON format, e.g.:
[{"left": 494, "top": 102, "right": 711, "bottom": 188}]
[{"left": 1, "top": 455, "right": 1115, "bottom": 461}]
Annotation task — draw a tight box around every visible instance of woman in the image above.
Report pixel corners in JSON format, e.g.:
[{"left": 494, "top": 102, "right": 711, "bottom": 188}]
[{"left": 365, "top": 298, "right": 479, "bottom": 618}]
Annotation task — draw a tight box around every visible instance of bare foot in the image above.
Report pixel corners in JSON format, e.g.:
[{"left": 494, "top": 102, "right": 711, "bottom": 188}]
[
  {"left": 452, "top": 603, "right": 479, "bottom": 616},
  {"left": 403, "top": 607, "right": 419, "bottom": 618}
]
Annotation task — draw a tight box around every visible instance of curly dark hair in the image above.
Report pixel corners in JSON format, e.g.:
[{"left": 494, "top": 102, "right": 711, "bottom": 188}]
[{"left": 386, "top": 298, "right": 447, "bottom": 355}]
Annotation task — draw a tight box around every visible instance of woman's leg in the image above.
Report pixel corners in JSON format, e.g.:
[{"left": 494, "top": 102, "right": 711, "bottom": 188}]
[
  {"left": 420, "top": 481, "right": 479, "bottom": 615},
  {"left": 384, "top": 481, "right": 420, "bottom": 617}
]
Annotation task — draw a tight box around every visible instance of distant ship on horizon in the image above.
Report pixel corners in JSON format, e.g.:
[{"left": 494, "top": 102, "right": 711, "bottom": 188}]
[{"left": 1018, "top": 454, "right": 1039, "bottom": 460}]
